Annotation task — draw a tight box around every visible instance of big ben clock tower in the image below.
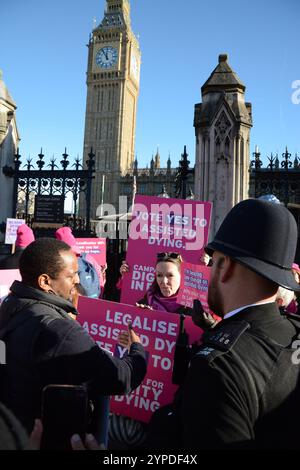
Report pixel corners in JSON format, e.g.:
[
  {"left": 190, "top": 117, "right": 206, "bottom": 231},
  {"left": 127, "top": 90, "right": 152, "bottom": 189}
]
[{"left": 82, "top": 0, "right": 140, "bottom": 216}]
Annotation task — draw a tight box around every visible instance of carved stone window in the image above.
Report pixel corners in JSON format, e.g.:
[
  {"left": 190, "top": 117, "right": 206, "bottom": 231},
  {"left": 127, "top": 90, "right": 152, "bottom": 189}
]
[{"left": 215, "top": 111, "right": 232, "bottom": 142}]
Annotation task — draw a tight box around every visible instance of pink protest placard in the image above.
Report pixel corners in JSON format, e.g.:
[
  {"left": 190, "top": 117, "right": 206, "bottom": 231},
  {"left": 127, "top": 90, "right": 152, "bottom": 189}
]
[
  {"left": 77, "top": 296, "right": 204, "bottom": 423},
  {"left": 75, "top": 238, "right": 106, "bottom": 266},
  {"left": 178, "top": 262, "right": 211, "bottom": 310},
  {"left": 120, "top": 195, "right": 212, "bottom": 306},
  {"left": 0, "top": 269, "right": 21, "bottom": 301}
]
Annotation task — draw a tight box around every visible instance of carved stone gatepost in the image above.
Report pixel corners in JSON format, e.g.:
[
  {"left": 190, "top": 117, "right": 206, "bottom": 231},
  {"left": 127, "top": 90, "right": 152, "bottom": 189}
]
[{"left": 194, "top": 54, "right": 252, "bottom": 236}]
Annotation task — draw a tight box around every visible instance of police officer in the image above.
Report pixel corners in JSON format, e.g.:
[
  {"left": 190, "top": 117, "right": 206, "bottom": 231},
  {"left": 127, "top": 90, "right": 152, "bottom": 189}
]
[
  {"left": 146, "top": 199, "right": 300, "bottom": 449},
  {"left": 176, "top": 198, "right": 300, "bottom": 449}
]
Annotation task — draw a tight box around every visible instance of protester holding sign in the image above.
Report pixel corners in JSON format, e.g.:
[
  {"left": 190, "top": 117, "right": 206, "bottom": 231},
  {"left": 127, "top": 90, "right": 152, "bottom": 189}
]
[
  {"left": 55, "top": 227, "right": 105, "bottom": 299},
  {"left": 75, "top": 237, "right": 107, "bottom": 297},
  {"left": 101, "top": 252, "right": 193, "bottom": 449},
  {"left": 137, "top": 252, "right": 193, "bottom": 315},
  {"left": 119, "top": 253, "right": 193, "bottom": 316},
  {"left": 0, "top": 224, "right": 35, "bottom": 270}
]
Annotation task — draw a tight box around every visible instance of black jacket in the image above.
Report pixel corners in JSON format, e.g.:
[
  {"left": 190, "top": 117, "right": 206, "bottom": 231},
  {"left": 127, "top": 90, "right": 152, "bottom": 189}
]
[
  {"left": 147, "top": 303, "right": 300, "bottom": 449},
  {"left": 181, "top": 303, "right": 300, "bottom": 449},
  {"left": 0, "top": 281, "right": 147, "bottom": 433}
]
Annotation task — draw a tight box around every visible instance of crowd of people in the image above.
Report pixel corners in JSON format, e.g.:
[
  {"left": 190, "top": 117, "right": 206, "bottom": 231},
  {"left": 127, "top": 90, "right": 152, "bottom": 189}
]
[{"left": 0, "top": 197, "right": 300, "bottom": 450}]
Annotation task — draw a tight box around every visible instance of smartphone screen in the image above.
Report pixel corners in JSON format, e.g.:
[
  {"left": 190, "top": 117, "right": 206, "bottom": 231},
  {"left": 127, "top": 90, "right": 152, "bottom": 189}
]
[{"left": 41, "top": 384, "right": 88, "bottom": 450}]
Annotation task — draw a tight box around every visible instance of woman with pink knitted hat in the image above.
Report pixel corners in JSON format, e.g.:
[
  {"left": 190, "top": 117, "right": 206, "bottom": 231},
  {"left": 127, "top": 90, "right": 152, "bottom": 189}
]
[
  {"left": 0, "top": 224, "right": 35, "bottom": 270},
  {"left": 55, "top": 227, "right": 81, "bottom": 254}
]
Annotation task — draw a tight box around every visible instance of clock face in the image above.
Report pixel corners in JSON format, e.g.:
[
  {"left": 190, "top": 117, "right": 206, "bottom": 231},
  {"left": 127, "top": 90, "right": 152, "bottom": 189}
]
[
  {"left": 95, "top": 46, "right": 118, "bottom": 69},
  {"left": 131, "top": 53, "right": 139, "bottom": 80}
]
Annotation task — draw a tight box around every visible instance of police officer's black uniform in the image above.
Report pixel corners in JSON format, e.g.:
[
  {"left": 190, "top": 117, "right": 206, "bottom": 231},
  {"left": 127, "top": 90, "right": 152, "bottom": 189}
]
[{"left": 181, "top": 302, "right": 300, "bottom": 449}]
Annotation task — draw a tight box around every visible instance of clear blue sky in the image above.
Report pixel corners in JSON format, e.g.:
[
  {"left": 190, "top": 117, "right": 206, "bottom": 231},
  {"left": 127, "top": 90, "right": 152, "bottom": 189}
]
[{"left": 1, "top": 0, "right": 299, "bottom": 169}]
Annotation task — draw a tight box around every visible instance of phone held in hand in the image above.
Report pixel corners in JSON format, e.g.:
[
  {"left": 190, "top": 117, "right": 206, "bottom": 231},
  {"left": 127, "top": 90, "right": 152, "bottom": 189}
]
[{"left": 41, "top": 384, "right": 88, "bottom": 450}]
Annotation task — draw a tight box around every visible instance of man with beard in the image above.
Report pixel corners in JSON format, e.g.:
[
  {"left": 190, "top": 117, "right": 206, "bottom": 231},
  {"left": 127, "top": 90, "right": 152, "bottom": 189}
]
[
  {"left": 0, "top": 238, "right": 147, "bottom": 436},
  {"left": 180, "top": 199, "right": 300, "bottom": 449}
]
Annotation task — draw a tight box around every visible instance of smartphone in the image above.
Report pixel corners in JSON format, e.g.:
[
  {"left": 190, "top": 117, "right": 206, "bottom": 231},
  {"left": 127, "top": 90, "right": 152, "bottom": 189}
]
[{"left": 41, "top": 384, "right": 88, "bottom": 450}]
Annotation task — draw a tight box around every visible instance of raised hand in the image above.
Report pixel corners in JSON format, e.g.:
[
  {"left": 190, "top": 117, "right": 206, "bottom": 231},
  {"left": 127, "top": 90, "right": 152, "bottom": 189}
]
[{"left": 119, "top": 261, "right": 130, "bottom": 277}]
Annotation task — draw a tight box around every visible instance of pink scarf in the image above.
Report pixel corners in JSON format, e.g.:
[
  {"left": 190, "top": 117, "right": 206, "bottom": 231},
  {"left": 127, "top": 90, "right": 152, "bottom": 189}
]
[
  {"left": 146, "top": 288, "right": 182, "bottom": 313},
  {"left": 286, "top": 299, "right": 298, "bottom": 314}
]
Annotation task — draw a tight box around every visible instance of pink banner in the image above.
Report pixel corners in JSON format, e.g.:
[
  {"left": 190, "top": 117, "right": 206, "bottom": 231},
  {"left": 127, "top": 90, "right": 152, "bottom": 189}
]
[
  {"left": 75, "top": 238, "right": 106, "bottom": 266},
  {"left": 77, "top": 296, "right": 203, "bottom": 423},
  {"left": 178, "top": 262, "right": 211, "bottom": 310},
  {"left": 120, "top": 195, "right": 212, "bottom": 306},
  {"left": 0, "top": 269, "right": 21, "bottom": 302}
]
